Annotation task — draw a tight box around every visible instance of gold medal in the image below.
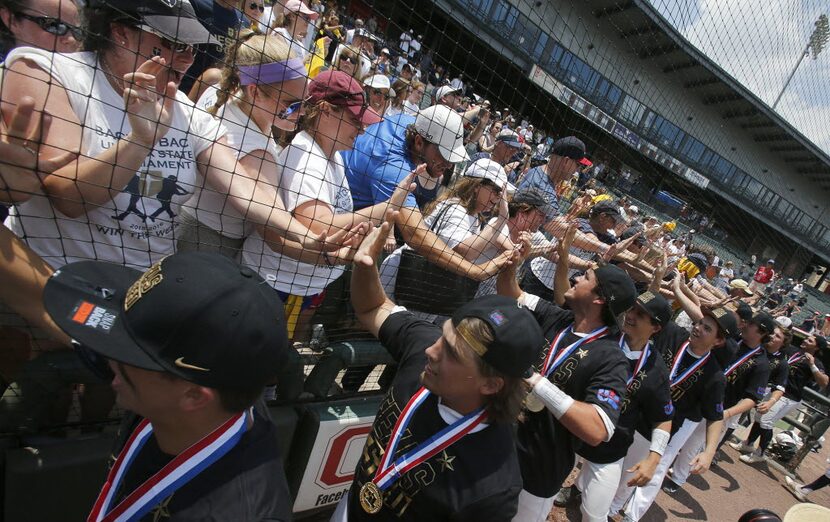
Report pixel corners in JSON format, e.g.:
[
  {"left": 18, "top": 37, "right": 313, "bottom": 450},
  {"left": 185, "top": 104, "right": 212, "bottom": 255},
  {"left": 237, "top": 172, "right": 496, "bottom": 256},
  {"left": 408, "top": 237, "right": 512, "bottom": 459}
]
[
  {"left": 359, "top": 481, "right": 383, "bottom": 514},
  {"left": 524, "top": 392, "right": 545, "bottom": 413}
]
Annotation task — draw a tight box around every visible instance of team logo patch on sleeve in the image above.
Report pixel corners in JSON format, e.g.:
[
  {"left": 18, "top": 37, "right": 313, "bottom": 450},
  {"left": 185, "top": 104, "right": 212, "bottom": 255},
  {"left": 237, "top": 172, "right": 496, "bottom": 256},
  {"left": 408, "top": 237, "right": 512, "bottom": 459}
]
[
  {"left": 664, "top": 402, "right": 674, "bottom": 415},
  {"left": 597, "top": 389, "right": 620, "bottom": 410},
  {"left": 715, "top": 403, "right": 724, "bottom": 413},
  {"left": 489, "top": 310, "right": 506, "bottom": 326},
  {"left": 757, "top": 386, "right": 766, "bottom": 396}
]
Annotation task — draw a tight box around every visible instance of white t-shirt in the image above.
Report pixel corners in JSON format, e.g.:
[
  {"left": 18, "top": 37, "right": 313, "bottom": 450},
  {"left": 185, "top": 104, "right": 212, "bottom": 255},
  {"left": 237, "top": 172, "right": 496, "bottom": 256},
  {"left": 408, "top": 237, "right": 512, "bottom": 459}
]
[
  {"left": 241, "top": 131, "right": 353, "bottom": 295},
  {"left": 4, "top": 49, "right": 224, "bottom": 269},
  {"left": 182, "top": 87, "right": 282, "bottom": 239},
  {"left": 403, "top": 99, "right": 420, "bottom": 115}
]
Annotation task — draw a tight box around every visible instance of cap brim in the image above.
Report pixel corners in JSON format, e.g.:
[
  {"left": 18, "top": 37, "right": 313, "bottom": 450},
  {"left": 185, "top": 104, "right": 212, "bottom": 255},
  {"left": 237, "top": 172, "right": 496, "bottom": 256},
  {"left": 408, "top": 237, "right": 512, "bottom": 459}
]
[
  {"left": 439, "top": 141, "right": 469, "bottom": 163},
  {"left": 144, "top": 15, "right": 212, "bottom": 45},
  {"left": 502, "top": 140, "right": 522, "bottom": 149},
  {"left": 579, "top": 158, "right": 593, "bottom": 166},
  {"left": 43, "top": 262, "right": 167, "bottom": 373},
  {"left": 349, "top": 104, "right": 382, "bottom": 126}
]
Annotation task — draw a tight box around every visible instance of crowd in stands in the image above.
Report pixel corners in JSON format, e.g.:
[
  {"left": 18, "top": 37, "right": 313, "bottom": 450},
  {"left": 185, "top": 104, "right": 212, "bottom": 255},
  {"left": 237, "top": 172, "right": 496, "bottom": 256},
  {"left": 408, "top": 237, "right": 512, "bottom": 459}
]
[{"left": 0, "top": 0, "right": 829, "bottom": 520}]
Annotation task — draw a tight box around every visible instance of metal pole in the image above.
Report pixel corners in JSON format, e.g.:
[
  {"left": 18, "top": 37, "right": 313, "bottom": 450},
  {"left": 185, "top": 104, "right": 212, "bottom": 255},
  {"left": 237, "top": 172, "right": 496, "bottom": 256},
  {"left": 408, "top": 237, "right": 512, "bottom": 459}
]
[{"left": 772, "top": 42, "right": 811, "bottom": 109}]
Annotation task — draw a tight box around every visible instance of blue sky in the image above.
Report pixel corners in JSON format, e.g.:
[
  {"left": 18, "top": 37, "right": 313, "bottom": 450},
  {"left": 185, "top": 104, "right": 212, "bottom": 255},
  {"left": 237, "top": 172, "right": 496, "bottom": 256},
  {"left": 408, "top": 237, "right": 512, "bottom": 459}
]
[{"left": 649, "top": 0, "right": 830, "bottom": 155}]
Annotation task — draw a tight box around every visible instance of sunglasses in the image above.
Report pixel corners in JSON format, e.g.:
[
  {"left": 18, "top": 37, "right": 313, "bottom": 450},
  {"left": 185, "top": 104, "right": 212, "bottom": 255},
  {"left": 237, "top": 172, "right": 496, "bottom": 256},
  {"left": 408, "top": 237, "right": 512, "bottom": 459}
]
[
  {"left": 248, "top": 3, "right": 264, "bottom": 12},
  {"left": 339, "top": 55, "right": 358, "bottom": 65},
  {"left": 15, "top": 12, "right": 82, "bottom": 39},
  {"left": 139, "top": 25, "right": 194, "bottom": 54},
  {"left": 277, "top": 100, "right": 303, "bottom": 119}
]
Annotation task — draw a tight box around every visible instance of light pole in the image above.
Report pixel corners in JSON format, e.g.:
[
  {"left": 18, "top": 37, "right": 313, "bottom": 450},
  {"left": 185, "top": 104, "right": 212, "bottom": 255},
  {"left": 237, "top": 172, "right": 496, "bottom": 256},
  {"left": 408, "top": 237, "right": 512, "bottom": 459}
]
[{"left": 772, "top": 14, "right": 829, "bottom": 109}]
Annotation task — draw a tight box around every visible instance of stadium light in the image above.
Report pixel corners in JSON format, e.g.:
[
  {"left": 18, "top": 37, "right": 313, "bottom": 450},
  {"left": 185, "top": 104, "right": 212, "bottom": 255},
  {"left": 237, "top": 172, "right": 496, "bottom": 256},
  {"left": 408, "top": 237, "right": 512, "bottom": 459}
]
[{"left": 772, "top": 14, "right": 829, "bottom": 108}]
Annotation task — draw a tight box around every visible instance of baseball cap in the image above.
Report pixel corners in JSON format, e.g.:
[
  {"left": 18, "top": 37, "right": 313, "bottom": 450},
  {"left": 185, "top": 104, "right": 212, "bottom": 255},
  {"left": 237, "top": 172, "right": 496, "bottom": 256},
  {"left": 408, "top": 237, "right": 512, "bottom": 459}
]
[
  {"left": 363, "top": 74, "right": 391, "bottom": 90},
  {"left": 620, "top": 226, "right": 646, "bottom": 247},
  {"left": 767, "top": 259, "right": 775, "bottom": 264},
  {"left": 495, "top": 129, "right": 522, "bottom": 149},
  {"left": 435, "top": 85, "right": 461, "bottom": 100},
  {"left": 43, "top": 252, "right": 289, "bottom": 390},
  {"left": 414, "top": 104, "right": 468, "bottom": 163},
  {"left": 590, "top": 200, "right": 624, "bottom": 224},
  {"left": 729, "top": 279, "right": 753, "bottom": 296},
  {"left": 635, "top": 291, "right": 671, "bottom": 326},
  {"left": 628, "top": 205, "right": 639, "bottom": 214},
  {"left": 579, "top": 157, "right": 593, "bottom": 167},
  {"left": 451, "top": 295, "right": 544, "bottom": 377},
  {"left": 703, "top": 306, "right": 738, "bottom": 338},
  {"left": 90, "top": 0, "right": 211, "bottom": 45},
  {"left": 380, "top": 47, "right": 390, "bottom": 55},
  {"left": 511, "top": 188, "right": 547, "bottom": 209},
  {"left": 594, "top": 264, "right": 637, "bottom": 317},
  {"left": 751, "top": 312, "right": 777, "bottom": 334},
  {"left": 309, "top": 71, "right": 382, "bottom": 127},
  {"left": 283, "top": 0, "right": 318, "bottom": 19},
  {"left": 815, "top": 335, "right": 828, "bottom": 352},
  {"left": 551, "top": 136, "right": 588, "bottom": 162},
  {"left": 775, "top": 316, "right": 793, "bottom": 329},
  {"left": 464, "top": 159, "right": 508, "bottom": 190},
  {"left": 686, "top": 252, "right": 709, "bottom": 273},
  {"left": 784, "top": 502, "right": 830, "bottom": 522}
]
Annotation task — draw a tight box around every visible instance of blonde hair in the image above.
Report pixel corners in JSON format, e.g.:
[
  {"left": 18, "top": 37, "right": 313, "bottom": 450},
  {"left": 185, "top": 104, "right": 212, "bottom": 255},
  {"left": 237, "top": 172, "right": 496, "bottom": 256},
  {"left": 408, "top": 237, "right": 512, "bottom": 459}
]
[
  {"left": 455, "top": 317, "right": 526, "bottom": 423},
  {"left": 209, "top": 29, "right": 295, "bottom": 116},
  {"left": 425, "top": 177, "right": 486, "bottom": 217}
]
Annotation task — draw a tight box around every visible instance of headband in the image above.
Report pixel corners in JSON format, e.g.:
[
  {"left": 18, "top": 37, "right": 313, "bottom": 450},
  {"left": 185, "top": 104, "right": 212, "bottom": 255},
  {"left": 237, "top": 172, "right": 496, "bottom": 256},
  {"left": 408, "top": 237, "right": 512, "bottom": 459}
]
[{"left": 237, "top": 58, "right": 306, "bottom": 86}]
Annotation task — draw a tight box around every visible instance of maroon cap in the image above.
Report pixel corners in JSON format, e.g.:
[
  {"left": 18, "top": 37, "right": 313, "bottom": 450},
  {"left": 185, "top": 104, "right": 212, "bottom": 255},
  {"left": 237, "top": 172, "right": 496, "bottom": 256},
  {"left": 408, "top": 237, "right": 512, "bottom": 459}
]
[{"left": 307, "top": 71, "right": 382, "bottom": 127}]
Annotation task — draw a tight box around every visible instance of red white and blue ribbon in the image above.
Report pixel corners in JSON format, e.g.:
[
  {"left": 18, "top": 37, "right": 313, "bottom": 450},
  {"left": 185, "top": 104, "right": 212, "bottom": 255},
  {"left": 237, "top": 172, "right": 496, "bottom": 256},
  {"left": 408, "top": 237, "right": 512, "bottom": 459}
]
[
  {"left": 788, "top": 352, "right": 805, "bottom": 365},
  {"left": 619, "top": 334, "right": 651, "bottom": 389},
  {"left": 373, "top": 387, "right": 486, "bottom": 491},
  {"left": 88, "top": 410, "right": 249, "bottom": 522},
  {"left": 540, "top": 325, "right": 609, "bottom": 378},
  {"left": 669, "top": 341, "right": 710, "bottom": 389},
  {"left": 724, "top": 344, "right": 763, "bottom": 377}
]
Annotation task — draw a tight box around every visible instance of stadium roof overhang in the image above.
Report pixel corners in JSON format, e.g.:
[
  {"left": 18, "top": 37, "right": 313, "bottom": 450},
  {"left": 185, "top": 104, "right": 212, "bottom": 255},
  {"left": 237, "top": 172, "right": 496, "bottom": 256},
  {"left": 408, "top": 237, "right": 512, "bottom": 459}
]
[{"left": 593, "top": 0, "right": 830, "bottom": 190}]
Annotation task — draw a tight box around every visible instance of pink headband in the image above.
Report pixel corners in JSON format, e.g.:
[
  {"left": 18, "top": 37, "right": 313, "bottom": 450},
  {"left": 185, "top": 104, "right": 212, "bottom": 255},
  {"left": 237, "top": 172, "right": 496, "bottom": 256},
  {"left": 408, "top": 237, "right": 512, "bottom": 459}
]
[{"left": 237, "top": 58, "right": 306, "bottom": 85}]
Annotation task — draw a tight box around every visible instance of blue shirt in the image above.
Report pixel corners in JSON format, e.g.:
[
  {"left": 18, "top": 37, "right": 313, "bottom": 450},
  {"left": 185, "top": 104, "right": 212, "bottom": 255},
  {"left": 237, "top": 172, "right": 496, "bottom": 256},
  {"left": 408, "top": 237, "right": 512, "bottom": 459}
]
[
  {"left": 516, "top": 166, "right": 561, "bottom": 220},
  {"left": 342, "top": 114, "right": 422, "bottom": 210}
]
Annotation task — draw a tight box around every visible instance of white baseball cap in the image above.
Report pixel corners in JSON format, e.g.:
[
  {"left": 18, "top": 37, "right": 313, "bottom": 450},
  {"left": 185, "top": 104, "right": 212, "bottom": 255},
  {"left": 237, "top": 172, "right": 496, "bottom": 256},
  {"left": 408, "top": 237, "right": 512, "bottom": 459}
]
[
  {"left": 414, "top": 105, "right": 468, "bottom": 163},
  {"left": 463, "top": 159, "right": 508, "bottom": 190},
  {"left": 775, "top": 316, "right": 793, "bottom": 329},
  {"left": 628, "top": 205, "right": 639, "bottom": 213},
  {"left": 283, "top": 0, "right": 318, "bottom": 20},
  {"left": 363, "top": 74, "right": 391, "bottom": 90},
  {"left": 435, "top": 85, "right": 461, "bottom": 100}
]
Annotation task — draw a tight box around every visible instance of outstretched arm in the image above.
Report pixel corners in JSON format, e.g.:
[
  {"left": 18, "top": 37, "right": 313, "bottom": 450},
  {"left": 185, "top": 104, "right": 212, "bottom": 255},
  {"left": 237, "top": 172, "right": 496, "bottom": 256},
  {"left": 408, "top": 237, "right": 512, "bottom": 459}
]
[{"left": 351, "top": 218, "right": 399, "bottom": 338}]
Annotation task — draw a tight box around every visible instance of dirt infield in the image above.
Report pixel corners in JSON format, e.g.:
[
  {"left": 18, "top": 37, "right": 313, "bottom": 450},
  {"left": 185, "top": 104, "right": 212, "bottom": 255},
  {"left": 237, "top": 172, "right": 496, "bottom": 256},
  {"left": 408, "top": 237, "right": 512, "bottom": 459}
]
[{"left": 550, "top": 425, "right": 830, "bottom": 521}]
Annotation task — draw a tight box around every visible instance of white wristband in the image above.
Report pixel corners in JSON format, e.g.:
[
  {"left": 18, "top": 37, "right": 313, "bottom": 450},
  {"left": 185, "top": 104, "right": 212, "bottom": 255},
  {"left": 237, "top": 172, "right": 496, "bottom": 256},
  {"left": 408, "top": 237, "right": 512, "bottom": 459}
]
[
  {"left": 532, "top": 379, "right": 575, "bottom": 419},
  {"left": 811, "top": 364, "right": 820, "bottom": 373},
  {"left": 649, "top": 428, "right": 671, "bottom": 456}
]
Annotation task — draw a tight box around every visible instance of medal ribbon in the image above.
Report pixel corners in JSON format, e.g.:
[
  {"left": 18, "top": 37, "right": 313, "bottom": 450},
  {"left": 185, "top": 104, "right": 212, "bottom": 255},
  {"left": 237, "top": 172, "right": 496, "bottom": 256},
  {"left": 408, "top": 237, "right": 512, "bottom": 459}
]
[
  {"left": 788, "top": 352, "right": 805, "bottom": 365},
  {"left": 724, "top": 344, "right": 763, "bottom": 377},
  {"left": 88, "top": 410, "right": 249, "bottom": 522},
  {"left": 619, "top": 334, "right": 651, "bottom": 389},
  {"left": 373, "top": 387, "right": 487, "bottom": 491},
  {"left": 540, "top": 325, "right": 609, "bottom": 378},
  {"left": 669, "top": 341, "right": 710, "bottom": 389}
]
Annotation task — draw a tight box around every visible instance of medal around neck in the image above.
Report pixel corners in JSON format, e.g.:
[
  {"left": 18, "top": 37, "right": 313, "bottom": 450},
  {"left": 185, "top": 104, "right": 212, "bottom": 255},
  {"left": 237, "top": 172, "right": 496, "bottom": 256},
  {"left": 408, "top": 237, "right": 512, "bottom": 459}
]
[{"left": 359, "top": 482, "right": 383, "bottom": 514}]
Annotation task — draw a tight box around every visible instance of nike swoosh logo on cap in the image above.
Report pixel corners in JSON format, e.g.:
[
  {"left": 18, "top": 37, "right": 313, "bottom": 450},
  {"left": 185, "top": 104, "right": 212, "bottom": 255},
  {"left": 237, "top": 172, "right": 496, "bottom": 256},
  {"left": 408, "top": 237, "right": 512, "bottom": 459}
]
[{"left": 174, "top": 357, "right": 210, "bottom": 372}]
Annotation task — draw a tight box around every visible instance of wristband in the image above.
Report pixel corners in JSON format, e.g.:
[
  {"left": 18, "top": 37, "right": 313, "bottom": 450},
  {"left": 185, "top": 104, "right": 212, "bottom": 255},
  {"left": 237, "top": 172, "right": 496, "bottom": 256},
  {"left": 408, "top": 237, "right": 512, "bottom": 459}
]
[
  {"left": 811, "top": 364, "right": 820, "bottom": 373},
  {"left": 532, "top": 379, "right": 575, "bottom": 419},
  {"left": 650, "top": 429, "right": 670, "bottom": 456}
]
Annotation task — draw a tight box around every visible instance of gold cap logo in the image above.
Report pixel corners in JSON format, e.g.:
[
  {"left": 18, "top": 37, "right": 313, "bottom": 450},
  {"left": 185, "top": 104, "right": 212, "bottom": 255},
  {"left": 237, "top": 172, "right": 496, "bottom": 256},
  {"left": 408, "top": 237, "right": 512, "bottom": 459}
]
[{"left": 124, "top": 258, "right": 166, "bottom": 311}]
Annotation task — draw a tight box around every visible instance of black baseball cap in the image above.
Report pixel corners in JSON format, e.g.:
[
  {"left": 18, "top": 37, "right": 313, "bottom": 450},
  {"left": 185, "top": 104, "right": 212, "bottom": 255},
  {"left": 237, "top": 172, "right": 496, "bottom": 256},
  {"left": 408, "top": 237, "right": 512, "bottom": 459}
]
[
  {"left": 815, "top": 335, "right": 828, "bottom": 352},
  {"left": 88, "top": 0, "right": 212, "bottom": 45},
  {"left": 511, "top": 188, "right": 547, "bottom": 209},
  {"left": 736, "top": 301, "right": 754, "bottom": 322},
  {"left": 703, "top": 306, "right": 738, "bottom": 338},
  {"left": 686, "top": 252, "right": 709, "bottom": 273},
  {"left": 590, "top": 200, "right": 624, "bottom": 224},
  {"left": 594, "top": 264, "right": 637, "bottom": 317},
  {"left": 621, "top": 226, "right": 646, "bottom": 247},
  {"left": 551, "top": 136, "right": 587, "bottom": 162},
  {"left": 635, "top": 291, "right": 671, "bottom": 326},
  {"left": 44, "top": 252, "right": 289, "bottom": 390},
  {"left": 451, "top": 295, "right": 544, "bottom": 378},
  {"left": 751, "top": 312, "right": 776, "bottom": 334}
]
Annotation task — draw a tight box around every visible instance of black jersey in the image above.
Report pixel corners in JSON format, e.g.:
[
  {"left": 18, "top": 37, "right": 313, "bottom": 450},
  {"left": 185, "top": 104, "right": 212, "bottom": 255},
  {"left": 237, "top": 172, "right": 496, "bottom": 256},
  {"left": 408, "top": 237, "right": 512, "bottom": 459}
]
[
  {"left": 662, "top": 341, "right": 725, "bottom": 432},
  {"left": 347, "top": 311, "right": 523, "bottom": 521},
  {"left": 652, "top": 321, "right": 689, "bottom": 356},
  {"left": 116, "top": 410, "right": 292, "bottom": 522},
  {"left": 783, "top": 346, "right": 826, "bottom": 402},
  {"left": 516, "top": 298, "right": 629, "bottom": 497},
  {"left": 581, "top": 336, "right": 673, "bottom": 463},
  {"left": 765, "top": 349, "right": 789, "bottom": 392},
  {"left": 723, "top": 342, "right": 771, "bottom": 408}
]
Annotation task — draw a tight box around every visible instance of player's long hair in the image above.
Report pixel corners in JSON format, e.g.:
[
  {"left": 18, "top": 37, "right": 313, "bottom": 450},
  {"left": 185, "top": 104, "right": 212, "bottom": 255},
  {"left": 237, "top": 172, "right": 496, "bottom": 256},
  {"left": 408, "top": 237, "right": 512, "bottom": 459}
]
[{"left": 455, "top": 317, "right": 526, "bottom": 424}]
